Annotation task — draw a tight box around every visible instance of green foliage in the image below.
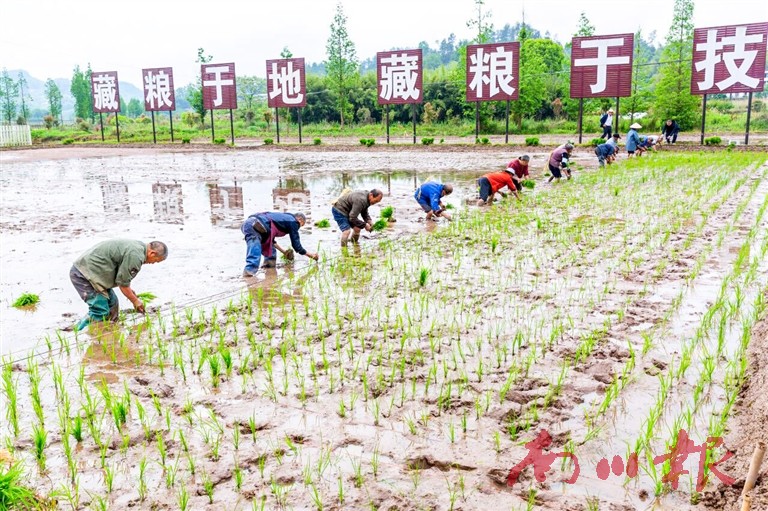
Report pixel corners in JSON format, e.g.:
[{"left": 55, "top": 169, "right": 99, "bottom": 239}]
[
  {"left": 525, "top": 137, "right": 540, "bottom": 146},
  {"left": 214, "top": 138, "right": 226, "bottom": 145},
  {"left": 421, "top": 137, "right": 435, "bottom": 145},
  {"left": 0, "top": 69, "right": 19, "bottom": 123},
  {"left": 372, "top": 219, "right": 387, "bottom": 231},
  {"left": 521, "top": 179, "right": 535, "bottom": 189},
  {"left": 313, "top": 138, "right": 322, "bottom": 145},
  {"left": 359, "top": 138, "right": 375, "bottom": 147},
  {"left": 62, "top": 138, "right": 74, "bottom": 145},
  {"left": 12, "top": 293, "right": 39, "bottom": 308},
  {"left": 325, "top": 3, "right": 358, "bottom": 127},
  {"left": 136, "top": 292, "right": 156, "bottom": 305},
  {"left": 418, "top": 268, "right": 430, "bottom": 287},
  {"left": 44, "top": 78, "right": 62, "bottom": 124},
  {"left": 181, "top": 137, "right": 191, "bottom": 144},
  {"left": 314, "top": 218, "right": 331, "bottom": 228},
  {"left": 380, "top": 206, "right": 394, "bottom": 219},
  {"left": 703, "top": 136, "right": 722, "bottom": 145},
  {"left": 510, "top": 39, "right": 548, "bottom": 129},
  {"left": 189, "top": 48, "right": 213, "bottom": 124},
  {"left": 264, "top": 138, "right": 274, "bottom": 145},
  {"left": 589, "top": 138, "right": 604, "bottom": 147},
  {"left": 654, "top": 0, "right": 699, "bottom": 130},
  {"left": 574, "top": 12, "right": 596, "bottom": 37},
  {"left": 70, "top": 64, "right": 92, "bottom": 122},
  {"left": 479, "top": 137, "right": 490, "bottom": 145},
  {"left": 0, "top": 463, "right": 39, "bottom": 510}
]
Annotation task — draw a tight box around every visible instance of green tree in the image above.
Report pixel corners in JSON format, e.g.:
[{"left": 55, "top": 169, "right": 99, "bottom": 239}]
[
  {"left": 324, "top": 2, "right": 358, "bottom": 127},
  {"left": 70, "top": 65, "right": 91, "bottom": 120},
  {"left": 188, "top": 48, "right": 212, "bottom": 127},
  {"left": 0, "top": 68, "right": 18, "bottom": 123},
  {"left": 626, "top": 30, "right": 657, "bottom": 121},
  {"left": 467, "top": 0, "right": 494, "bottom": 44},
  {"left": 126, "top": 98, "right": 143, "bottom": 118},
  {"left": 17, "top": 72, "right": 30, "bottom": 122},
  {"left": 654, "top": 0, "right": 699, "bottom": 129},
  {"left": 237, "top": 76, "right": 266, "bottom": 112},
  {"left": 525, "top": 38, "right": 568, "bottom": 119},
  {"left": 44, "top": 79, "right": 63, "bottom": 124},
  {"left": 509, "top": 38, "right": 547, "bottom": 129},
  {"left": 574, "top": 12, "right": 596, "bottom": 37}
]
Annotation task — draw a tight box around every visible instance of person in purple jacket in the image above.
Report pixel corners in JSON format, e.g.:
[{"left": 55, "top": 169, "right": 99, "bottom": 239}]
[
  {"left": 548, "top": 143, "right": 574, "bottom": 183},
  {"left": 414, "top": 181, "right": 453, "bottom": 221},
  {"left": 241, "top": 211, "right": 318, "bottom": 276}
]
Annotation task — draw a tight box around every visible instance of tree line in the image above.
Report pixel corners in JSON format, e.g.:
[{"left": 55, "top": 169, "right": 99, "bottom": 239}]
[{"left": 5, "top": 0, "right": 763, "bottom": 132}]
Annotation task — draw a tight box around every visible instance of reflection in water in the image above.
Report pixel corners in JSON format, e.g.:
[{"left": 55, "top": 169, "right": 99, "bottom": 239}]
[
  {"left": 273, "top": 176, "right": 311, "bottom": 218},
  {"left": 246, "top": 266, "right": 317, "bottom": 309},
  {"left": 100, "top": 181, "right": 130, "bottom": 215},
  {"left": 152, "top": 183, "right": 184, "bottom": 224},
  {"left": 209, "top": 181, "right": 244, "bottom": 228}
]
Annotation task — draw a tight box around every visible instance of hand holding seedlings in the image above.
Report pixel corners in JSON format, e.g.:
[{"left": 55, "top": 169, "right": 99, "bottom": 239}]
[
  {"left": 70, "top": 239, "right": 168, "bottom": 330},
  {"left": 414, "top": 181, "right": 454, "bottom": 221},
  {"left": 240, "top": 211, "right": 315, "bottom": 276},
  {"left": 506, "top": 155, "right": 531, "bottom": 198},
  {"left": 331, "top": 189, "right": 384, "bottom": 246}
]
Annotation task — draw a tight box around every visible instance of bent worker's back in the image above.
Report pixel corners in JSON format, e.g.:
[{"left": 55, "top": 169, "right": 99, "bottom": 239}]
[{"left": 74, "top": 239, "right": 146, "bottom": 291}]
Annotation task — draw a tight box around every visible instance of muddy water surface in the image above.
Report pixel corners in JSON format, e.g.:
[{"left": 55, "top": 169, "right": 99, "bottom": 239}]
[{"left": 1, "top": 149, "right": 564, "bottom": 356}]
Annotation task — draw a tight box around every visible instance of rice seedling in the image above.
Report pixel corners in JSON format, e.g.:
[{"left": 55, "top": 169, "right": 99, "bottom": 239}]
[
  {"left": 380, "top": 206, "right": 395, "bottom": 220},
  {"left": 372, "top": 219, "right": 388, "bottom": 231},
  {"left": 137, "top": 292, "right": 157, "bottom": 306},
  {"left": 31, "top": 423, "right": 47, "bottom": 471},
  {"left": 0, "top": 462, "right": 39, "bottom": 509},
  {"left": 12, "top": 292, "right": 40, "bottom": 308}
]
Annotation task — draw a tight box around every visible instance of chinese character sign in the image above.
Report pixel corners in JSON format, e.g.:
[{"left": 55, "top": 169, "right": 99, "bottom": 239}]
[
  {"left": 570, "top": 34, "right": 634, "bottom": 98},
  {"left": 202, "top": 62, "right": 237, "bottom": 110},
  {"left": 466, "top": 43, "right": 519, "bottom": 102},
  {"left": 266, "top": 58, "right": 307, "bottom": 108},
  {"left": 142, "top": 67, "right": 175, "bottom": 111},
  {"left": 91, "top": 71, "right": 121, "bottom": 113},
  {"left": 377, "top": 49, "right": 423, "bottom": 105},
  {"left": 691, "top": 23, "right": 768, "bottom": 95}
]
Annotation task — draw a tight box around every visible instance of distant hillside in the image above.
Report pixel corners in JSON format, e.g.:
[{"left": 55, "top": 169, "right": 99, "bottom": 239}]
[{"left": 9, "top": 69, "right": 150, "bottom": 122}]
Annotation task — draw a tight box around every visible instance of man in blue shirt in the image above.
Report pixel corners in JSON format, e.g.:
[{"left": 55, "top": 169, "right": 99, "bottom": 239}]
[
  {"left": 241, "top": 212, "right": 318, "bottom": 276},
  {"left": 594, "top": 141, "right": 616, "bottom": 168},
  {"left": 414, "top": 181, "right": 453, "bottom": 221}
]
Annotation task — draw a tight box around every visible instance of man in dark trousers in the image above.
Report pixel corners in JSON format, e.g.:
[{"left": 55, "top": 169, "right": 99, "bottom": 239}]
[
  {"left": 548, "top": 143, "right": 574, "bottom": 182},
  {"left": 70, "top": 239, "right": 168, "bottom": 331},
  {"left": 331, "top": 189, "right": 384, "bottom": 246},
  {"left": 599, "top": 109, "right": 614, "bottom": 139},
  {"left": 414, "top": 181, "right": 453, "bottom": 221},
  {"left": 241, "top": 212, "right": 318, "bottom": 276},
  {"left": 662, "top": 119, "right": 680, "bottom": 144}
]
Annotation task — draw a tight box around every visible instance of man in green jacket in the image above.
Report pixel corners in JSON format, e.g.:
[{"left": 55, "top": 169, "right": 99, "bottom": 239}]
[
  {"left": 331, "top": 189, "right": 384, "bottom": 247},
  {"left": 70, "top": 239, "right": 168, "bottom": 330}
]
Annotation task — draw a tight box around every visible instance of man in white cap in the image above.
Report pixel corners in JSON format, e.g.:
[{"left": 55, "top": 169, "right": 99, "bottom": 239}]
[
  {"left": 626, "top": 123, "right": 642, "bottom": 157},
  {"left": 599, "top": 108, "right": 614, "bottom": 139}
]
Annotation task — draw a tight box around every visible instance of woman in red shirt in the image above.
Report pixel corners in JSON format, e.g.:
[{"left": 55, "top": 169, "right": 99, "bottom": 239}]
[{"left": 477, "top": 167, "right": 522, "bottom": 205}]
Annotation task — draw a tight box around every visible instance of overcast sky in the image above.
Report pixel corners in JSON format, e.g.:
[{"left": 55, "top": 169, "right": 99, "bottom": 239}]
[{"left": 1, "top": 0, "right": 766, "bottom": 87}]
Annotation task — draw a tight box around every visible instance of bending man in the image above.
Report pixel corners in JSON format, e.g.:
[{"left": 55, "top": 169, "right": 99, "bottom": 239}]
[
  {"left": 477, "top": 167, "right": 521, "bottom": 205},
  {"left": 70, "top": 239, "right": 168, "bottom": 331},
  {"left": 414, "top": 181, "right": 453, "bottom": 221},
  {"left": 241, "top": 212, "right": 318, "bottom": 276},
  {"left": 548, "top": 143, "right": 573, "bottom": 182},
  {"left": 331, "top": 189, "right": 384, "bottom": 246}
]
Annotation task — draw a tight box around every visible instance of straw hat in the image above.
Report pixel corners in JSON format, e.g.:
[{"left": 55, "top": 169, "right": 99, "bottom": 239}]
[
  {"left": 630, "top": 123, "right": 642, "bottom": 129},
  {"left": 608, "top": 108, "right": 614, "bottom": 113}
]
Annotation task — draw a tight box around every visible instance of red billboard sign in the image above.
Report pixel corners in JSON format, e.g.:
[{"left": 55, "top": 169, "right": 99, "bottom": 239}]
[
  {"left": 466, "top": 42, "right": 520, "bottom": 102},
  {"left": 570, "top": 34, "right": 634, "bottom": 98},
  {"left": 91, "top": 71, "right": 121, "bottom": 113},
  {"left": 142, "top": 67, "right": 175, "bottom": 111},
  {"left": 377, "top": 49, "right": 423, "bottom": 105},
  {"left": 691, "top": 23, "right": 768, "bottom": 95},
  {"left": 266, "top": 58, "right": 307, "bottom": 108},
  {"left": 202, "top": 62, "right": 237, "bottom": 110}
]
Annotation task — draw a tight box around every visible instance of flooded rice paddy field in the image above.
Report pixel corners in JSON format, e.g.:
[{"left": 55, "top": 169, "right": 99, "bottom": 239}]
[{"left": 1, "top": 147, "right": 767, "bottom": 511}]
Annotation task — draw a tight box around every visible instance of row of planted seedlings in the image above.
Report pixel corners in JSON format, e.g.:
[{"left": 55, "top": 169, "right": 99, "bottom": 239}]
[
  {"left": 547, "top": 155, "right": 768, "bottom": 504},
  {"left": 1, "top": 152, "right": 765, "bottom": 510}
]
